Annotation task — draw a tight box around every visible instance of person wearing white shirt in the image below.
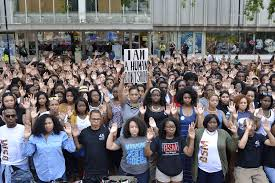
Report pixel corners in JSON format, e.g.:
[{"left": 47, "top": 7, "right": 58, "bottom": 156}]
[{"left": 0, "top": 108, "right": 33, "bottom": 183}]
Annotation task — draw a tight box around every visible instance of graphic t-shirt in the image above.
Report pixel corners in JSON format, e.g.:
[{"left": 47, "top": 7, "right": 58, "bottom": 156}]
[
  {"left": 79, "top": 126, "right": 110, "bottom": 176},
  {"left": 198, "top": 130, "right": 222, "bottom": 173},
  {"left": 236, "top": 130, "right": 266, "bottom": 168},
  {"left": 0, "top": 124, "right": 28, "bottom": 165},
  {"left": 150, "top": 136, "right": 185, "bottom": 176},
  {"left": 115, "top": 136, "right": 148, "bottom": 175}
]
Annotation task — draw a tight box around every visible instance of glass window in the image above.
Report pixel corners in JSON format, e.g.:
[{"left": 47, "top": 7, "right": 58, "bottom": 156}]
[
  {"left": 138, "top": 0, "right": 149, "bottom": 14},
  {"left": 255, "top": 32, "right": 275, "bottom": 54},
  {"left": 206, "top": 32, "right": 239, "bottom": 54},
  {"left": 15, "top": 0, "right": 78, "bottom": 13},
  {"left": 86, "top": 0, "right": 96, "bottom": 12},
  {"left": 194, "top": 32, "right": 202, "bottom": 54},
  {"left": 181, "top": 32, "right": 193, "bottom": 54},
  {"left": 239, "top": 32, "right": 254, "bottom": 54}
]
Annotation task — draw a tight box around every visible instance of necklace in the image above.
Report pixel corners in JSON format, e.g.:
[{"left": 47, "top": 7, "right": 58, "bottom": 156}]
[
  {"left": 206, "top": 129, "right": 217, "bottom": 136},
  {"left": 151, "top": 105, "right": 161, "bottom": 112},
  {"left": 207, "top": 108, "right": 217, "bottom": 113}
]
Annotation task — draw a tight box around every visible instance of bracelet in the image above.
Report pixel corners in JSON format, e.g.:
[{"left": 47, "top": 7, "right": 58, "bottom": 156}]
[{"left": 146, "top": 140, "right": 152, "bottom": 143}]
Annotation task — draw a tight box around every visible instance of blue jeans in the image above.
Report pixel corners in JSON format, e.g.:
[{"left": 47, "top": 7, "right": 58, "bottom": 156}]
[
  {"left": 197, "top": 168, "right": 224, "bottom": 183},
  {"left": 119, "top": 167, "right": 149, "bottom": 183},
  {"left": 264, "top": 166, "right": 275, "bottom": 183}
]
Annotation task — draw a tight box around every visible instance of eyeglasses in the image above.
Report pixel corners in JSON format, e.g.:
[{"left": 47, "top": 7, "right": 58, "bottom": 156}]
[{"left": 5, "top": 114, "right": 16, "bottom": 118}]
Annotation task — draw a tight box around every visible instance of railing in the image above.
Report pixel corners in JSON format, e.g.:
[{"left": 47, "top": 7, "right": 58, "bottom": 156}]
[{"left": 12, "top": 13, "right": 152, "bottom": 25}]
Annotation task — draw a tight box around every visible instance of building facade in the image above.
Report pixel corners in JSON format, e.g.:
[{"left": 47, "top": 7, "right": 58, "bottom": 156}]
[{"left": 0, "top": 0, "right": 274, "bottom": 60}]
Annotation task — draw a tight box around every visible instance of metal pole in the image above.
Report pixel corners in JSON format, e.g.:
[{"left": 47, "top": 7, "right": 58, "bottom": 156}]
[
  {"left": 237, "top": 0, "right": 241, "bottom": 45},
  {"left": 53, "top": 0, "right": 56, "bottom": 23},
  {"left": 39, "top": 0, "right": 42, "bottom": 23},
  {"left": 3, "top": 0, "right": 11, "bottom": 65},
  {"left": 136, "top": 0, "right": 139, "bottom": 15}
]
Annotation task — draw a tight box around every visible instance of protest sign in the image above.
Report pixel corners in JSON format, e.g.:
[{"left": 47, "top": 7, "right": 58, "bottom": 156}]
[{"left": 124, "top": 48, "right": 148, "bottom": 84}]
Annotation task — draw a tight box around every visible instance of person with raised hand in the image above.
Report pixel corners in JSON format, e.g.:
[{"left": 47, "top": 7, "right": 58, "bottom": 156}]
[
  {"left": 145, "top": 117, "right": 195, "bottom": 183},
  {"left": 174, "top": 86, "right": 200, "bottom": 182},
  {"left": 235, "top": 117, "right": 275, "bottom": 183},
  {"left": 0, "top": 108, "right": 34, "bottom": 182},
  {"left": 22, "top": 114, "right": 75, "bottom": 183},
  {"left": 192, "top": 114, "right": 238, "bottom": 183},
  {"left": 106, "top": 117, "right": 149, "bottom": 183},
  {"left": 72, "top": 110, "right": 110, "bottom": 182},
  {"left": 254, "top": 93, "right": 274, "bottom": 136},
  {"left": 141, "top": 87, "right": 168, "bottom": 128}
]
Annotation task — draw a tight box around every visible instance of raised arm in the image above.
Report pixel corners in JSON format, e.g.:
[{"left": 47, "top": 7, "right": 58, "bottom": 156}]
[
  {"left": 118, "top": 72, "right": 127, "bottom": 104},
  {"left": 22, "top": 124, "right": 36, "bottom": 157},
  {"left": 144, "top": 127, "right": 155, "bottom": 157},
  {"left": 183, "top": 123, "right": 195, "bottom": 157},
  {"left": 106, "top": 123, "right": 120, "bottom": 151},
  {"left": 238, "top": 120, "right": 252, "bottom": 149},
  {"left": 72, "top": 127, "right": 83, "bottom": 150},
  {"left": 263, "top": 119, "right": 275, "bottom": 146}
]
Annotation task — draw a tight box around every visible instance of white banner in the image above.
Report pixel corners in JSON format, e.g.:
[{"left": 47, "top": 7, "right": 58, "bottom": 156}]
[{"left": 124, "top": 48, "right": 148, "bottom": 84}]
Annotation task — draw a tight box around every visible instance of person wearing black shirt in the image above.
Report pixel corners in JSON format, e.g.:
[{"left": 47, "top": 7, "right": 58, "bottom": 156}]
[
  {"left": 263, "top": 122, "right": 275, "bottom": 183},
  {"left": 145, "top": 117, "right": 195, "bottom": 183},
  {"left": 235, "top": 117, "right": 275, "bottom": 183},
  {"left": 72, "top": 110, "right": 110, "bottom": 183}
]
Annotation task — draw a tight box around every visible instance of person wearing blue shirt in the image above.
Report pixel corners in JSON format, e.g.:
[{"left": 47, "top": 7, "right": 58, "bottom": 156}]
[{"left": 22, "top": 114, "right": 76, "bottom": 183}]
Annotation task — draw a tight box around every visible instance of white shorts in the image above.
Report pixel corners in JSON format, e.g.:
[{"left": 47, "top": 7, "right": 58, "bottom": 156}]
[{"left": 155, "top": 167, "right": 183, "bottom": 182}]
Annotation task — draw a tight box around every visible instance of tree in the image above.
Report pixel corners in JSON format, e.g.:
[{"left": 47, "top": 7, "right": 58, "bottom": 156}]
[{"left": 244, "top": 0, "right": 275, "bottom": 20}]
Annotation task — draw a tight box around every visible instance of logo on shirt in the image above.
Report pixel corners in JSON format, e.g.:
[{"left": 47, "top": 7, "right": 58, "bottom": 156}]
[
  {"left": 199, "top": 140, "right": 209, "bottom": 163},
  {"left": 255, "top": 140, "right": 260, "bottom": 147},
  {"left": 0, "top": 139, "right": 8, "bottom": 161},
  {"left": 125, "top": 142, "right": 147, "bottom": 165},
  {"left": 162, "top": 142, "right": 179, "bottom": 155},
  {"left": 99, "top": 134, "right": 105, "bottom": 141}
]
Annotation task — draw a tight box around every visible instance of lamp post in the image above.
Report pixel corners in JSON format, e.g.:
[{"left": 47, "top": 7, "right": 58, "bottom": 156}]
[
  {"left": 237, "top": 0, "right": 241, "bottom": 46},
  {"left": 3, "top": 0, "right": 11, "bottom": 65}
]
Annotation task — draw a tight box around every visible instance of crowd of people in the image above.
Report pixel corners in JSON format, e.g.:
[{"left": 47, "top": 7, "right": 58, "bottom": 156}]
[{"left": 0, "top": 50, "right": 274, "bottom": 183}]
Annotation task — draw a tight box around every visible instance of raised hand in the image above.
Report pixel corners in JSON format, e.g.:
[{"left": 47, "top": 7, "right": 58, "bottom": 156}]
[
  {"left": 21, "top": 98, "right": 31, "bottom": 109},
  {"left": 58, "top": 112, "right": 66, "bottom": 122},
  {"left": 139, "top": 105, "right": 147, "bottom": 115},
  {"left": 30, "top": 94, "right": 37, "bottom": 107},
  {"left": 110, "top": 123, "right": 118, "bottom": 134},
  {"left": 147, "top": 127, "right": 155, "bottom": 141},
  {"left": 164, "top": 105, "right": 171, "bottom": 115},
  {"left": 19, "top": 86, "right": 26, "bottom": 97},
  {"left": 228, "top": 121, "right": 238, "bottom": 135},
  {"left": 227, "top": 101, "right": 236, "bottom": 113},
  {"left": 149, "top": 117, "right": 157, "bottom": 128},
  {"left": 24, "top": 124, "right": 32, "bottom": 139},
  {"left": 188, "top": 122, "right": 196, "bottom": 139},
  {"left": 104, "top": 95, "right": 110, "bottom": 103},
  {"left": 3, "top": 77, "right": 11, "bottom": 87},
  {"left": 194, "top": 103, "right": 204, "bottom": 115},
  {"left": 170, "top": 103, "right": 178, "bottom": 115},
  {"left": 263, "top": 118, "right": 271, "bottom": 132},
  {"left": 64, "top": 123, "right": 72, "bottom": 136}
]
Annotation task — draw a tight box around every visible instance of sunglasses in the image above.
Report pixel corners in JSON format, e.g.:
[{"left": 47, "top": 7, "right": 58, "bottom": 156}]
[{"left": 5, "top": 114, "right": 16, "bottom": 118}]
